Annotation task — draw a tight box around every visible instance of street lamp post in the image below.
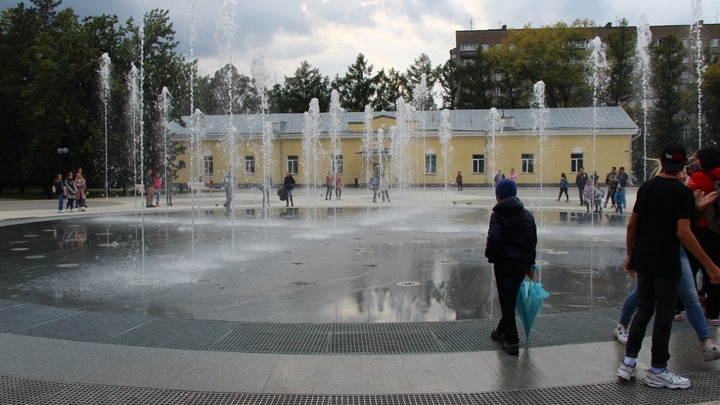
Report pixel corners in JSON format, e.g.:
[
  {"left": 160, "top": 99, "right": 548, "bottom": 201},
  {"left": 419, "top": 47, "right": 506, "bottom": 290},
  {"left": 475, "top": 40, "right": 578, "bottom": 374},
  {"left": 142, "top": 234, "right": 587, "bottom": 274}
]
[{"left": 57, "top": 147, "right": 69, "bottom": 170}]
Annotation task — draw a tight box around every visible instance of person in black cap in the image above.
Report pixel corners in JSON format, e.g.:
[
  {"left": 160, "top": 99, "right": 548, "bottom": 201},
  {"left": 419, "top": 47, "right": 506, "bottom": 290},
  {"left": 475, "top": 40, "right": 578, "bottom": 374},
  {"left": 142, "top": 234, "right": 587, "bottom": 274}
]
[
  {"left": 617, "top": 142, "right": 720, "bottom": 389},
  {"left": 485, "top": 178, "right": 537, "bottom": 356}
]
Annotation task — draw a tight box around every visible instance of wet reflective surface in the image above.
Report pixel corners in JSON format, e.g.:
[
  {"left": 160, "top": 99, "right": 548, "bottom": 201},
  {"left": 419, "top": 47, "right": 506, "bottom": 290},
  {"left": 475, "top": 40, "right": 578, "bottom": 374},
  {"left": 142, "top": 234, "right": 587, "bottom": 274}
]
[{"left": 0, "top": 207, "right": 632, "bottom": 323}]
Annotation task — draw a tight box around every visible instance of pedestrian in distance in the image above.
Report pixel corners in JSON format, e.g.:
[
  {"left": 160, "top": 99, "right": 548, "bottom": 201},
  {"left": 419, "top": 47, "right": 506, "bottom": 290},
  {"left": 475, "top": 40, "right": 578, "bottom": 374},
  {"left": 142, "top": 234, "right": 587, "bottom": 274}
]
[
  {"left": 557, "top": 173, "right": 569, "bottom": 202},
  {"left": 456, "top": 171, "right": 463, "bottom": 191}
]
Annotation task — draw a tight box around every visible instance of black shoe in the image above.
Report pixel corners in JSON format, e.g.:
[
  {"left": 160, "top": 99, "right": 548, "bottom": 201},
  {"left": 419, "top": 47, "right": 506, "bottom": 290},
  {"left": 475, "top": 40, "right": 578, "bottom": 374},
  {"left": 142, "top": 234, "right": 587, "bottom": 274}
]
[
  {"left": 491, "top": 330, "right": 506, "bottom": 344},
  {"left": 502, "top": 343, "right": 519, "bottom": 356}
]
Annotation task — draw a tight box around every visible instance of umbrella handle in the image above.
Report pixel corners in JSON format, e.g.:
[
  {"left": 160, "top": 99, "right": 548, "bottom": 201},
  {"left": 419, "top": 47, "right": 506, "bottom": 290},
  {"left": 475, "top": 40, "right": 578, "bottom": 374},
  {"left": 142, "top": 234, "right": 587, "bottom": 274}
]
[{"left": 530, "top": 263, "right": 540, "bottom": 282}]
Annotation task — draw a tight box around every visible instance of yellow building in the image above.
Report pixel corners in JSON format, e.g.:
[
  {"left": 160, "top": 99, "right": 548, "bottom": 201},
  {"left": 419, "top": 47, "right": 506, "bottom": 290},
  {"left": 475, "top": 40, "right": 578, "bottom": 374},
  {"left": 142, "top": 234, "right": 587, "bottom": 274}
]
[{"left": 168, "top": 107, "right": 637, "bottom": 188}]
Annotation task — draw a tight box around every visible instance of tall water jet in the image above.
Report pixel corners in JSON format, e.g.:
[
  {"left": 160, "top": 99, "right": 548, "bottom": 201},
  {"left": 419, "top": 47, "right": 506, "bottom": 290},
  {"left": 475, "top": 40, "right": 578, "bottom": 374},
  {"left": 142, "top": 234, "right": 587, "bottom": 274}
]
[
  {"left": 438, "top": 109, "right": 453, "bottom": 219},
  {"left": 302, "top": 98, "right": 322, "bottom": 225},
  {"left": 127, "top": 65, "right": 141, "bottom": 212},
  {"left": 363, "top": 104, "right": 374, "bottom": 201},
  {"left": 690, "top": 0, "right": 706, "bottom": 149},
  {"left": 391, "top": 97, "right": 413, "bottom": 199},
  {"left": 531, "top": 81, "right": 549, "bottom": 194},
  {"left": 328, "top": 90, "right": 342, "bottom": 222},
  {"left": 98, "top": 53, "right": 111, "bottom": 214},
  {"left": 189, "top": 108, "right": 206, "bottom": 261},
  {"left": 412, "top": 74, "right": 428, "bottom": 199},
  {"left": 251, "top": 54, "right": 272, "bottom": 229},
  {"left": 636, "top": 15, "right": 652, "bottom": 182},
  {"left": 488, "top": 108, "right": 502, "bottom": 186},
  {"left": 586, "top": 37, "right": 609, "bottom": 193},
  {"left": 216, "top": 0, "right": 239, "bottom": 246},
  {"left": 158, "top": 87, "right": 172, "bottom": 215}
]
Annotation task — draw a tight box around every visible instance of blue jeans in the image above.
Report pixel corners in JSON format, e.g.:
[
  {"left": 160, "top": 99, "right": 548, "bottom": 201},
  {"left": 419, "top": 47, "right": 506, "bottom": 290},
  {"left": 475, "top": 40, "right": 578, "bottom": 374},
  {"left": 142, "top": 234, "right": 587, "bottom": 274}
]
[
  {"left": 619, "top": 247, "right": 710, "bottom": 341},
  {"left": 57, "top": 194, "right": 64, "bottom": 211},
  {"left": 625, "top": 270, "right": 677, "bottom": 368}
]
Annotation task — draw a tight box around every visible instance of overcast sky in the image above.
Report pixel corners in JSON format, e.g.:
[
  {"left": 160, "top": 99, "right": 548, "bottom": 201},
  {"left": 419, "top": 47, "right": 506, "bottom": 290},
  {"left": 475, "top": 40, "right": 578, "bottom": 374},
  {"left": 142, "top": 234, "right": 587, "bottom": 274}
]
[{"left": 1, "top": 0, "right": 717, "bottom": 83}]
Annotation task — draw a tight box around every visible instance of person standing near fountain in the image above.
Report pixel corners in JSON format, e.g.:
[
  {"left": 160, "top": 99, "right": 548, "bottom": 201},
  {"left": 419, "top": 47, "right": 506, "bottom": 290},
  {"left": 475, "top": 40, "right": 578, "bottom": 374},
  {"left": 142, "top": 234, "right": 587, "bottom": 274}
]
[
  {"left": 143, "top": 168, "right": 154, "bottom": 208},
  {"left": 617, "top": 142, "right": 720, "bottom": 389},
  {"left": 283, "top": 172, "right": 295, "bottom": 207},
  {"left": 508, "top": 168, "right": 518, "bottom": 182},
  {"left": 604, "top": 167, "right": 617, "bottom": 208},
  {"left": 64, "top": 172, "right": 77, "bottom": 212},
  {"left": 379, "top": 173, "right": 390, "bottom": 203},
  {"left": 153, "top": 172, "right": 162, "bottom": 207},
  {"left": 494, "top": 170, "right": 504, "bottom": 187},
  {"left": 556, "top": 173, "right": 569, "bottom": 202},
  {"left": 486, "top": 178, "right": 537, "bottom": 356},
  {"left": 456, "top": 171, "right": 463, "bottom": 191},
  {"left": 616, "top": 167, "right": 629, "bottom": 211},
  {"left": 53, "top": 173, "right": 65, "bottom": 213},
  {"left": 74, "top": 171, "right": 87, "bottom": 211},
  {"left": 165, "top": 173, "right": 174, "bottom": 207},
  {"left": 575, "top": 167, "right": 588, "bottom": 206},
  {"left": 324, "top": 171, "right": 334, "bottom": 200},
  {"left": 222, "top": 169, "right": 235, "bottom": 212},
  {"left": 260, "top": 176, "right": 271, "bottom": 207},
  {"left": 335, "top": 173, "right": 343, "bottom": 200}
]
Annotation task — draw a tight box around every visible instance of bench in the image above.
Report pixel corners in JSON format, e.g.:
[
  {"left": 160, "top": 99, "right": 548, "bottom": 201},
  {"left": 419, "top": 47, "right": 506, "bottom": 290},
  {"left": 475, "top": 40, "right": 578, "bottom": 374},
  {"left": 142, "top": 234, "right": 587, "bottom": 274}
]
[{"left": 187, "top": 182, "right": 209, "bottom": 192}]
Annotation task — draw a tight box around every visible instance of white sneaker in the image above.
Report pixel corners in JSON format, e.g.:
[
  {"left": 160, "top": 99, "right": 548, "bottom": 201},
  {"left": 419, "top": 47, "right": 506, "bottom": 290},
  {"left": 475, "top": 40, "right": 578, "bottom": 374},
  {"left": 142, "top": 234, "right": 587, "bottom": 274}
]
[
  {"left": 708, "top": 319, "right": 720, "bottom": 327},
  {"left": 702, "top": 339, "right": 720, "bottom": 361},
  {"left": 644, "top": 369, "right": 691, "bottom": 389},
  {"left": 613, "top": 323, "right": 628, "bottom": 345},
  {"left": 617, "top": 362, "right": 637, "bottom": 380}
]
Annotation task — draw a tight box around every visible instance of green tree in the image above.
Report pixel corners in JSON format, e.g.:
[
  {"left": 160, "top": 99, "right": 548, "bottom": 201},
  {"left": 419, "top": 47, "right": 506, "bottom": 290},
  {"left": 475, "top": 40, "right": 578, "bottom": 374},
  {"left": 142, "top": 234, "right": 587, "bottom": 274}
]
[
  {"left": 274, "top": 61, "right": 330, "bottom": 113},
  {"left": 194, "top": 64, "right": 258, "bottom": 115},
  {"left": 456, "top": 50, "right": 495, "bottom": 109},
  {"left": 332, "top": 53, "right": 376, "bottom": 112},
  {"left": 437, "top": 60, "right": 459, "bottom": 109},
  {"left": 702, "top": 63, "right": 720, "bottom": 145},
  {"left": 406, "top": 53, "right": 436, "bottom": 110},
  {"left": 649, "top": 34, "right": 686, "bottom": 154},
  {"left": 491, "top": 20, "right": 593, "bottom": 108},
  {"left": 604, "top": 19, "right": 637, "bottom": 108},
  {"left": 373, "top": 67, "right": 408, "bottom": 111}
]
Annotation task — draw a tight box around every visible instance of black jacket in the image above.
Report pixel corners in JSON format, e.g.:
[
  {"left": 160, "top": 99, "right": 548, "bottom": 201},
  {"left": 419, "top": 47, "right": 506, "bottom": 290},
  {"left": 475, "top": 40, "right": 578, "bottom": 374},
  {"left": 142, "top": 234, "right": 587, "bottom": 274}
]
[{"left": 485, "top": 196, "right": 537, "bottom": 265}]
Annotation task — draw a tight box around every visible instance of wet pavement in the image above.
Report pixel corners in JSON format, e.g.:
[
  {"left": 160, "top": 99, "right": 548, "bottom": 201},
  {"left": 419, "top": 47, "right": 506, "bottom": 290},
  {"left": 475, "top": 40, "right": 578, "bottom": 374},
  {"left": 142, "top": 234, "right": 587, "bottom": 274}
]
[{"left": 1, "top": 187, "right": 719, "bottom": 404}]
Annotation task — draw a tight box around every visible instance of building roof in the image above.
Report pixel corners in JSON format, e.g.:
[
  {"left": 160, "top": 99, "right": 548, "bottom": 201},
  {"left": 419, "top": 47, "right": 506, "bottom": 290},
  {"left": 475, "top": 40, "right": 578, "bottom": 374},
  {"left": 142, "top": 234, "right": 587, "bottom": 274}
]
[{"left": 168, "top": 106, "right": 638, "bottom": 138}]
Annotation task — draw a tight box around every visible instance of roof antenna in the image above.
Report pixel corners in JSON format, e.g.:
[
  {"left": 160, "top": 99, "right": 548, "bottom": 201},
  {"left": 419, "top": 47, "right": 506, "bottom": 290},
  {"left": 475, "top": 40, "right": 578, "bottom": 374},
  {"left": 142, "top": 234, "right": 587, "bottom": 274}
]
[{"left": 469, "top": 18, "right": 473, "bottom": 30}]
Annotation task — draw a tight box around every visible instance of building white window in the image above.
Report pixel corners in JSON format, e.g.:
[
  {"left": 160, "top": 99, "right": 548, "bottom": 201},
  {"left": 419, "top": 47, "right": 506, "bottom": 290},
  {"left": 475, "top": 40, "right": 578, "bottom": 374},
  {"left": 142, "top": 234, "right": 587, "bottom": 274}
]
[
  {"left": 571, "top": 153, "right": 583, "bottom": 173},
  {"left": 481, "top": 43, "right": 489, "bottom": 51},
  {"left": 472, "top": 154, "right": 485, "bottom": 174},
  {"left": 332, "top": 155, "right": 343, "bottom": 174},
  {"left": 682, "top": 56, "right": 689, "bottom": 64},
  {"left": 521, "top": 154, "right": 535, "bottom": 174},
  {"left": 495, "top": 73, "right": 504, "bottom": 82},
  {"left": 425, "top": 154, "right": 437, "bottom": 174},
  {"left": 460, "top": 43, "right": 478, "bottom": 51},
  {"left": 683, "top": 39, "right": 689, "bottom": 48},
  {"left": 287, "top": 156, "right": 298, "bottom": 175},
  {"left": 244, "top": 156, "right": 255, "bottom": 174},
  {"left": 203, "top": 156, "right": 213, "bottom": 175},
  {"left": 711, "top": 38, "right": 719, "bottom": 48}
]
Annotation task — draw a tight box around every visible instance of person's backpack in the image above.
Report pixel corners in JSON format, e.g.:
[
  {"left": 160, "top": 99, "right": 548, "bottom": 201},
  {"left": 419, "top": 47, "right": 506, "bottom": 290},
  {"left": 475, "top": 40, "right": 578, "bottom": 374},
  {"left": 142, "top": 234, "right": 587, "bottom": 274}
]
[
  {"left": 705, "top": 180, "right": 720, "bottom": 234},
  {"left": 369, "top": 176, "right": 379, "bottom": 190}
]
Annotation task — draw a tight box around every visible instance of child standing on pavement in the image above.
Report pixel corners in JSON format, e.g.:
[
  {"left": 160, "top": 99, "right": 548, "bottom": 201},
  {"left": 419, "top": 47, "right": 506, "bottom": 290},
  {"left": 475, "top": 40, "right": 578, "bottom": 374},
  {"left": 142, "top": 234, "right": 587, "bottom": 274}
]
[{"left": 485, "top": 179, "right": 538, "bottom": 356}]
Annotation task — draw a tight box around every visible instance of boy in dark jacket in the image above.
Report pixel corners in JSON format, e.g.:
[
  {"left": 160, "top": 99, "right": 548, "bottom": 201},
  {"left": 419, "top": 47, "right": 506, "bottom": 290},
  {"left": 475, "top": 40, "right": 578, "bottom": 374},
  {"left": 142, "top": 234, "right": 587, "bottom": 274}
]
[{"left": 485, "top": 179, "right": 538, "bottom": 356}]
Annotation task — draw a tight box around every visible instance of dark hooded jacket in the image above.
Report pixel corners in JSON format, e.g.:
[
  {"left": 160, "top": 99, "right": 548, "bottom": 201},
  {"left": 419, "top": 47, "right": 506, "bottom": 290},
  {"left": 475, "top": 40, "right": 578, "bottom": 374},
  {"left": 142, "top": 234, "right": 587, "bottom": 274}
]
[{"left": 485, "top": 196, "right": 537, "bottom": 264}]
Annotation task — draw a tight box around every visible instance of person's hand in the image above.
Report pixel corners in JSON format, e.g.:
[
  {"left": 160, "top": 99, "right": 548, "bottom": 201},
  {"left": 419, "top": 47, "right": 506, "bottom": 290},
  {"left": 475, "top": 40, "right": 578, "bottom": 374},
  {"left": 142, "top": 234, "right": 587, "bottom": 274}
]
[
  {"left": 624, "top": 255, "right": 637, "bottom": 278},
  {"left": 527, "top": 269, "right": 535, "bottom": 280},
  {"left": 710, "top": 265, "right": 720, "bottom": 285},
  {"left": 696, "top": 190, "right": 718, "bottom": 211}
]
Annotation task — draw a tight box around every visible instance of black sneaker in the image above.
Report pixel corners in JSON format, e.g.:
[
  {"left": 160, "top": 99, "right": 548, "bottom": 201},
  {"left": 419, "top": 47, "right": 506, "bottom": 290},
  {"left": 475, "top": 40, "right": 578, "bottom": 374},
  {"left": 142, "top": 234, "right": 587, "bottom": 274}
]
[
  {"left": 490, "top": 330, "right": 506, "bottom": 344},
  {"left": 502, "top": 343, "right": 519, "bottom": 356}
]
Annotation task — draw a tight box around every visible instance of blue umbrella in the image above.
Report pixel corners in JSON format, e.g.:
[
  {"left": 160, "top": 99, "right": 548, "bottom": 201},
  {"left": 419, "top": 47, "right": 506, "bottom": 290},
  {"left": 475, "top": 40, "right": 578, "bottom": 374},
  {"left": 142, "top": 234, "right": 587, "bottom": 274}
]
[{"left": 516, "top": 264, "right": 550, "bottom": 346}]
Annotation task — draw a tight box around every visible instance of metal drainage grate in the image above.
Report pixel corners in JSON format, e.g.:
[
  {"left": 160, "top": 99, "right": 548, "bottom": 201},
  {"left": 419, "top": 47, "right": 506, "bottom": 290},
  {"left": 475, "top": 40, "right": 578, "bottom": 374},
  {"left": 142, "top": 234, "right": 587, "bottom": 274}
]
[
  {"left": 3, "top": 372, "right": 720, "bottom": 405},
  {"left": 395, "top": 281, "right": 420, "bottom": 287}
]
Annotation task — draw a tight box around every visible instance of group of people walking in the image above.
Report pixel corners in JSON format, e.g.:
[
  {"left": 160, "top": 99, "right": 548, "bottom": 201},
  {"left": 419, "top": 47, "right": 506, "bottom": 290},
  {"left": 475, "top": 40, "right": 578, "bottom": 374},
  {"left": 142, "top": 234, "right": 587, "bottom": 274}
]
[{"left": 52, "top": 168, "right": 87, "bottom": 213}]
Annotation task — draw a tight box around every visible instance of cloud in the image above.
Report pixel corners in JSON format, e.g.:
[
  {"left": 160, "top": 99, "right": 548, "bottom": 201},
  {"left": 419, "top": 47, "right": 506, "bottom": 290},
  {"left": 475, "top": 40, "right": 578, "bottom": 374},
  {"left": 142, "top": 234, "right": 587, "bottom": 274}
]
[{"left": 0, "top": 0, "right": 713, "bottom": 83}]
